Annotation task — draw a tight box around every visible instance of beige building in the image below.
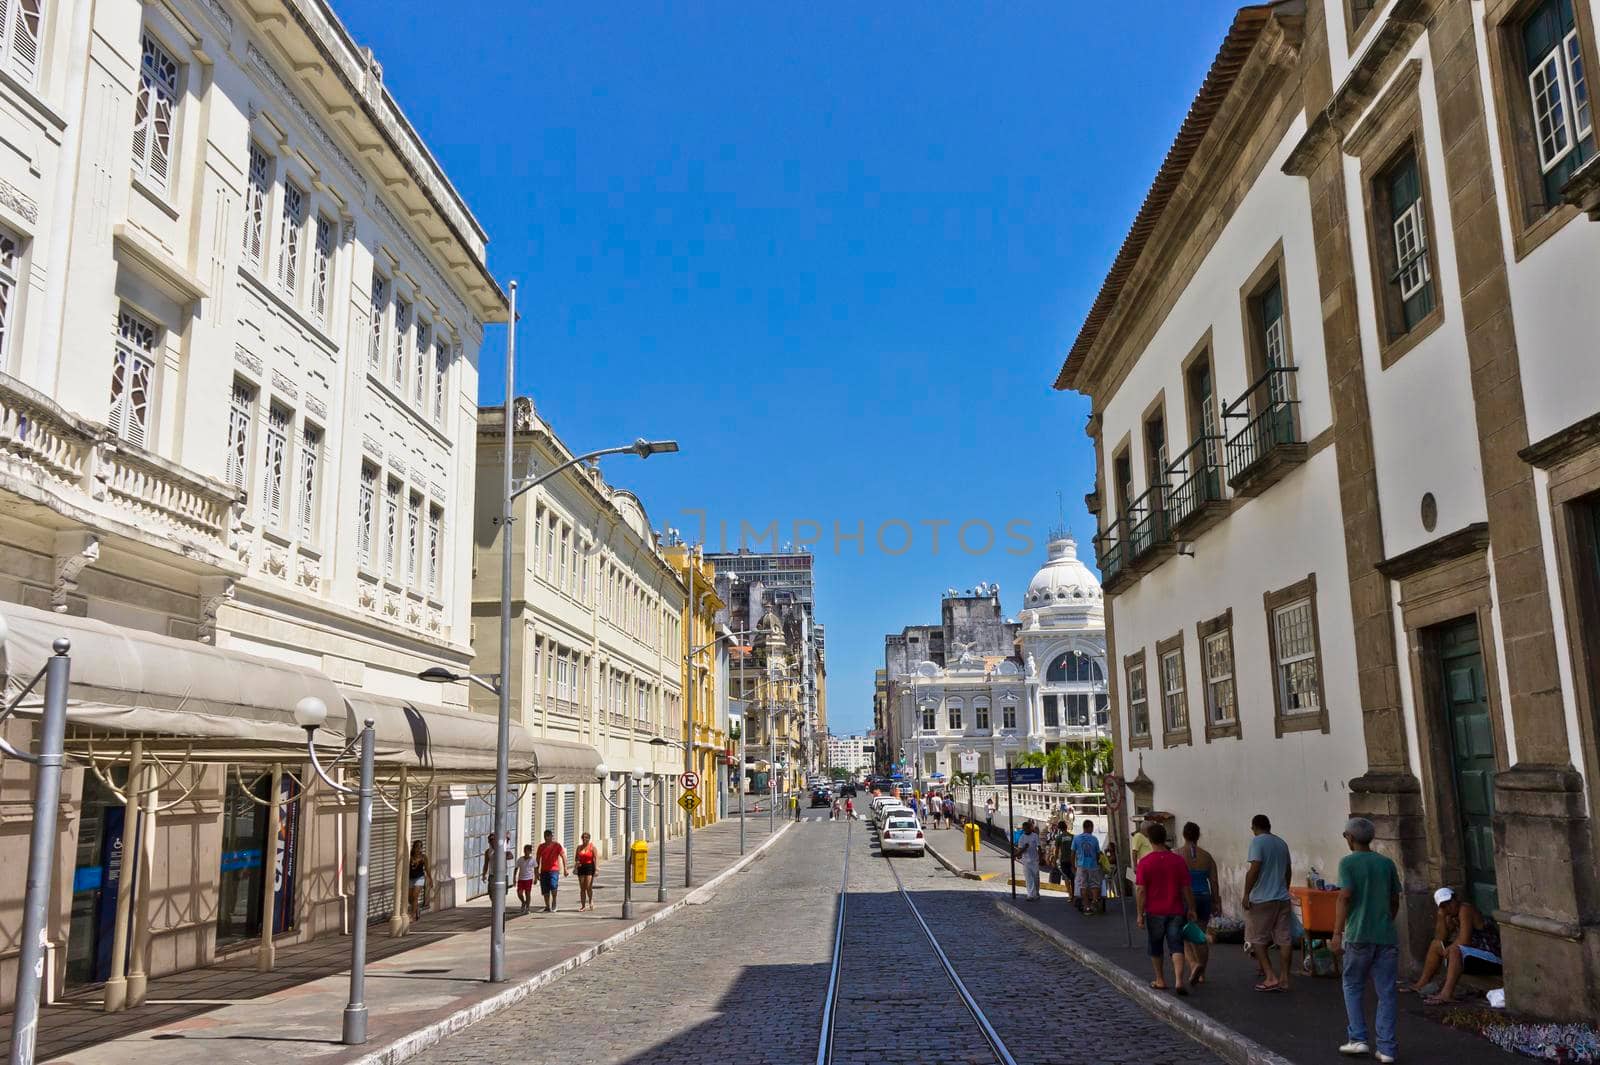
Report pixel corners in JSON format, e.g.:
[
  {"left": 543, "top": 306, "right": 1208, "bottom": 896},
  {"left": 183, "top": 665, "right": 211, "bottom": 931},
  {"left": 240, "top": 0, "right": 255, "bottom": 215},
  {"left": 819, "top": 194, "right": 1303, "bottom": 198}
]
[
  {"left": 472, "top": 400, "right": 688, "bottom": 859},
  {"left": 0, "top": 0, "right": 518, "bottom": 1012},
  {"left": 1063, "top": 0, "right": 1600, "bottom": 1019}
]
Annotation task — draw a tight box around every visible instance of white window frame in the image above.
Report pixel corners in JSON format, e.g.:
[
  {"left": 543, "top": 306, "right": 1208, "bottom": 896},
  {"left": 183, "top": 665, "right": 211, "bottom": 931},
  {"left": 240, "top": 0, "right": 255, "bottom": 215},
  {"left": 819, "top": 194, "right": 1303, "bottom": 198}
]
[
  {"left": 368, "top": 274, "right": 387, "bottom": 369},
  {"left": 0, "top": 0, "right": 44, "bottom": 85},
  {"left": 1160, "top": 649, "right": 1187, "bottom": 732},
  {"left": 1128, "top": 663, "right": 1149, "bottom": 738},
  {"left": 1273, "top": 598, "right": 1322, "bottom": 715},
  {"left": 413, "top": 317, "right": 429, "bottom": 405},
  {"left": 974, "top": 702, "right": 990, "bottom": 730},
  {"left": 109, "top": 307, "right": 159, "bottom": 448},
  {"left": 310, "top": 214, "right": 335, "bottom": 322},
  {"left": 276, "top": 179, "right": 305, "bottom": 299},
  {"left": 383, "top": 478, "right": 400, "bottom": 581},
  {"left": 1203, "top": 630, "right": 1236, "bottom": 725},
  {"left": 242, "top": 142, "right": 272, "bottom": 271},
  {"left": 432, "top": 341, "right": 448, "bottom": 423},
  {"left": 261, "top": 402, "right": 290, "bottom": 526},
  {"left": 947, "top": 701, "right": 962, "bottom": 731},
  {"left": 1392, "top": 197, "right": 1431, "bottom": 300},
  {"left": 0, "top": 228, "right": 19, "bottom": 366},
  {"left": 426, "top": 504, "right": 442, "bottom": 596},
  {"left": 392, "top": 298, "right": 411, "bottom": 386},
  {"left": 357, "top": 463, "right": 377, "bottom": 569},
  {"left": 920, "top": 703, "right": 936, "bottom": 731},
  {"left": 224, "top": 378, "right": 254, "bottom": 492},
  {"left": 405, "top": 492, "right": 421, "bottom": 587},
  {"left": 131, "top": 32, "right": 181, "bottom": 195},
  {"left": 1001, "top": 702, "right": 1016, "bottom": 730},
  {"left": 298, "top": 424, "right": 321, "bottom": 541},
  {"left": 1529, "top": 34, "right": 1581, "bottom": 172}
]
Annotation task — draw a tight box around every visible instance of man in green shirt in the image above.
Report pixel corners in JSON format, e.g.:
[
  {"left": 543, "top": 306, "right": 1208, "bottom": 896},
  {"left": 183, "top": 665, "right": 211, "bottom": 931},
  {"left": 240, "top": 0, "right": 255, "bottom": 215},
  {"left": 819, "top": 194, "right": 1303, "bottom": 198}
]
[{"left": 1333, "top": 816, "right": 1401, "bottom": 1063}]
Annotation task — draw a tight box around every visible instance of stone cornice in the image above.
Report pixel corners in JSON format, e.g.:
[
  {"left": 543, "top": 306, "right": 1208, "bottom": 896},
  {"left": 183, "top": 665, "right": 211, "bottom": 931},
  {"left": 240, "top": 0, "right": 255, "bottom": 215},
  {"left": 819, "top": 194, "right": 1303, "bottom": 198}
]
[{"left": 1375, "top": 522, "right": 1490, "bottom": 580}]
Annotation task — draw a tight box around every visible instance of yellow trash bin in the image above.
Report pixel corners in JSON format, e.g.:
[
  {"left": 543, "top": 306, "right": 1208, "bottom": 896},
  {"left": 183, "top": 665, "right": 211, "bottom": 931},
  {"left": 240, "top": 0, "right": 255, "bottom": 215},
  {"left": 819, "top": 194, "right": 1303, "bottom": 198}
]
[
  {"left": 965, "top": 822, "right": 982, "bottom": 853},
  {"left": 630, "top": 839, "right": 649, "bottom": 883}
]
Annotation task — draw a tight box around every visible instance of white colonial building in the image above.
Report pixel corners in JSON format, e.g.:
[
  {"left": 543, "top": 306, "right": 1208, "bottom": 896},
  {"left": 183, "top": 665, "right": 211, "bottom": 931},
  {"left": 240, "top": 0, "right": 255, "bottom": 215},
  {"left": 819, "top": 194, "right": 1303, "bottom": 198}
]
[
  {"left": 0, "top": 0, "right": 518, "bottom": 1011},
  {"left": 1019, "top": 532, "right": 1109, "bottom": 748}
]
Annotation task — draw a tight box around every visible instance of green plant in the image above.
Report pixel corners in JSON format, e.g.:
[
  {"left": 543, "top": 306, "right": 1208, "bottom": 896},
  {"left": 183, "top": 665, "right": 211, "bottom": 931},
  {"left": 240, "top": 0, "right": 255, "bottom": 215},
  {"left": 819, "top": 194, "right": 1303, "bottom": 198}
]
[{"left": 951, "top": 770, "right": 991, "bottom": 788}]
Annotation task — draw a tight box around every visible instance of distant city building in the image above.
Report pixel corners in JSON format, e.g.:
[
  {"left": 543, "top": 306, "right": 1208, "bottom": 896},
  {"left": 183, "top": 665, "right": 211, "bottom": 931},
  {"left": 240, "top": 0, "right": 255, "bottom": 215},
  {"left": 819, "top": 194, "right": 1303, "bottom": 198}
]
[{"left": 825, "top": 734, "right": 875, "bottom": 775}]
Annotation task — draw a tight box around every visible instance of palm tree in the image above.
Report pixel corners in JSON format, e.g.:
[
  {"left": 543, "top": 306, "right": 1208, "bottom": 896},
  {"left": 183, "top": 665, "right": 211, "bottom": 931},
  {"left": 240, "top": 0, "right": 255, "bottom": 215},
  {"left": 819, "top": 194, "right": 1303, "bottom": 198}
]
[
  {"left": 1063, "top": 744, "right": 1090, "bottom": 790},
  {"left": 951, "top": 770, "right": 991, "bottom": 788},
  {"left": 1017, "top": 750, "right": 1048, "bottom": 770},
  {"left": 1043, "top": 747, "right": 1070, "bottom": 785}
]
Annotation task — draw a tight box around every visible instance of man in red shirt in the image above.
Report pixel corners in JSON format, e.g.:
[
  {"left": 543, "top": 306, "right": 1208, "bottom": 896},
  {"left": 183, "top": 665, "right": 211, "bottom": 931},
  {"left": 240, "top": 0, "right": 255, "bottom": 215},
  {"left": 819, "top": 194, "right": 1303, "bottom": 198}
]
[
  {"left": 1136, "top": 822, "right": 1197, "bottom": 995},
  {"left": 535, "top": 830, "right": 570, "bottom": 913}
]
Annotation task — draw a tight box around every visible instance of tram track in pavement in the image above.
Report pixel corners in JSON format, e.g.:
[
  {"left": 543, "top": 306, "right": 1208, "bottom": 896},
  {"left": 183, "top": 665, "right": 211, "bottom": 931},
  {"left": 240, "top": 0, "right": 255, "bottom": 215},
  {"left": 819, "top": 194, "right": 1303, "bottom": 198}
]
[{"left": 816, "top": 815, "right": 1018, "bottom": 1065}]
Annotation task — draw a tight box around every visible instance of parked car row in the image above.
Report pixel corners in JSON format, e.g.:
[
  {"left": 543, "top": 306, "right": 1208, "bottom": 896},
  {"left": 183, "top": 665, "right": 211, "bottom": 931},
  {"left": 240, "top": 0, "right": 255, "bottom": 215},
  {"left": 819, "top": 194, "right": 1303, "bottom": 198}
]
[{"left": 868, "top": 794, "right": 925, "bottom": 856}]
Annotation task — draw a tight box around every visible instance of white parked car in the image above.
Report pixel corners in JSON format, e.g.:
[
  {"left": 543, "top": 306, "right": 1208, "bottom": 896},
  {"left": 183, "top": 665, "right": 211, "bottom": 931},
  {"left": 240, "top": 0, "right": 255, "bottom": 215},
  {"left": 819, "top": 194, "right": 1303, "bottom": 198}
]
[
  {"left": 871, "top": 798, "right": 907, "bottom": 826},
  {"left": 879, "top": 813, "right": 925, "bottom": 856}
]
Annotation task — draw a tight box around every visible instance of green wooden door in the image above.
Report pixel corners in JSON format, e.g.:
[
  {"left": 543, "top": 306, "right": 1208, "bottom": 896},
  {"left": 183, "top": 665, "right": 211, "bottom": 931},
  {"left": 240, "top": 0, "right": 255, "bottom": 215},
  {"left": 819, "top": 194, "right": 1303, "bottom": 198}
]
[{"left": 1439, "top": 618, "right": 1498, "bottom": 915}]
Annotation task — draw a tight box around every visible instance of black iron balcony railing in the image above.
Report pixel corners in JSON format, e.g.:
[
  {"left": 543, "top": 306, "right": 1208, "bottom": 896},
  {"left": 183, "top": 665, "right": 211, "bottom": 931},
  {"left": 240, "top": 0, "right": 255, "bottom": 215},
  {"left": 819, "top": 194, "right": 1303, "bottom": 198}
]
[
  {"left": 1094, "top": 517, "right": 1126, "bottom": 586},
  {"left": 1223, "top": 366, "right": 1300, "bottom": 487},
  {"left": 1126, "top": 483, "right": 1169, "bottom": 562},
  {"left": 1164, "top": 433, "right": 1225, "bottom": 530}
]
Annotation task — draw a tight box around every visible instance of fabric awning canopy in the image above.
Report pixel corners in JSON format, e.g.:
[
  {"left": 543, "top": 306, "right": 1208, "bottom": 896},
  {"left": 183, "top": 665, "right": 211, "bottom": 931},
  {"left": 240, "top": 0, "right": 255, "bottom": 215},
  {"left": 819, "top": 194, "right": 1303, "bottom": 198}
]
[
  {"left": 0, "top": 600, "right": 343, "bottom": 761},
  {"left": 341, "top": 691, "right": 602, "bottom": 784}
]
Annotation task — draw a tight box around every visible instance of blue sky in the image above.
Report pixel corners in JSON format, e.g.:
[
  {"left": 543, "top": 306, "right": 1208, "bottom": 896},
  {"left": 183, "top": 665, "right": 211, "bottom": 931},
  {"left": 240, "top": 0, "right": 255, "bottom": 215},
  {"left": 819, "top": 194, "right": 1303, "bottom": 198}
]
[{"left": 337, "top": 1, "right": 1241, "bottom": 735}]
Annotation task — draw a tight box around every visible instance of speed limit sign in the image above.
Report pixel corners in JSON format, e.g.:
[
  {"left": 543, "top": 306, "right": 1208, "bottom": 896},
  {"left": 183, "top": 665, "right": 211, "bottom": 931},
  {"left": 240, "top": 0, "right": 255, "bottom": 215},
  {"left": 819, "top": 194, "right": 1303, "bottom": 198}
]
[{"left": 680, "top": 771, "right": 700, "bottom": 790}]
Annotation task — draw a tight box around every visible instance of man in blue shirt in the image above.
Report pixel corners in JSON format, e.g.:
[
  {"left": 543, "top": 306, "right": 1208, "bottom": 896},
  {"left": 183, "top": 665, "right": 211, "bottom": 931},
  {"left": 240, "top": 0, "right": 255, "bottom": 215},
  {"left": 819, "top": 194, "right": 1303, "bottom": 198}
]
[
  {"left": 1072, "top": 819, "right": 1103, "bottom": 915},
  {"left": 1242, "top": 813, "right": 1294, "bottom": 992}
]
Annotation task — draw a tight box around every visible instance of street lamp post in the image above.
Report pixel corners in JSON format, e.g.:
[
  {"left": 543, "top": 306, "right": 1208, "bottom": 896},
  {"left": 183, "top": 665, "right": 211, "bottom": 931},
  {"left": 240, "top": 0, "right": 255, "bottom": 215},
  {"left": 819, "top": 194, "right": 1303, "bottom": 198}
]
[
  {"left": 295, "top": 696, "right": 374, "bottom": 1046},
  {"left": 2, "top": 630, "right": 72, "bottom": 1065},
  {"left": 669, "top": 625, "right": 748, "bottom": 886},
  {"left": 425, "top": 326, "right": 677, "bottom": 982}
]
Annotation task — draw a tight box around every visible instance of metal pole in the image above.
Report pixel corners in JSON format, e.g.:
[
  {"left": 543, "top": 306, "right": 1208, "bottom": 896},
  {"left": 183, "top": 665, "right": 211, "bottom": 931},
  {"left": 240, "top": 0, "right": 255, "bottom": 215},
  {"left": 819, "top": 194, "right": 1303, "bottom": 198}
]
[
  {"left": 622, "top": 776, "right": 634, "bottom": 919},
  {"left": 684, "top": 647, "right": 693, "bottom": 887},
  {"left": 343, "top": 721, "right": 374, "bottom": 1045},
  {"left": 9, "top": 643, "right": 71, "bottom": 1065},
  {"left": 258, "top": 763, "right": 283, "bottom": 970},
  {"left": 125, "top": 762, "right": 157, "bottom": 1008},
  {"left": 657, "top": 776, "right": 667, "bottom": 903},
  {"left": 738, "top": 647, "right": 746, "bottom": 853},
  {"left": 767, "top": 702, "right": 774, "bottom": 836},
  {"left": 1006, "top": 756, "right": 1017, "bottom": 903},
  {"left": 103, "top": 739, "right": 142, "bottom": 1012},
  {"left": 491, "top": 280, "right": 518, "bottom": 984},
  {"left": 969, "top": 775, "right": 977, "bottom": 873},
  {"left": 1118, "top": 795, "right": 1133, "bottom": 948}
]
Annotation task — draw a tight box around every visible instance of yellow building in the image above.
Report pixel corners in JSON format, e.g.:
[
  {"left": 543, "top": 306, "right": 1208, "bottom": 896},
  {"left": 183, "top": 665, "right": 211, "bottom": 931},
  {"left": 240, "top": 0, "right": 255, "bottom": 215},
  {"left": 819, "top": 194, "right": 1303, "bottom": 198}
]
[{"left": 664, "top": 545, "right": 725, "bottom": 827}]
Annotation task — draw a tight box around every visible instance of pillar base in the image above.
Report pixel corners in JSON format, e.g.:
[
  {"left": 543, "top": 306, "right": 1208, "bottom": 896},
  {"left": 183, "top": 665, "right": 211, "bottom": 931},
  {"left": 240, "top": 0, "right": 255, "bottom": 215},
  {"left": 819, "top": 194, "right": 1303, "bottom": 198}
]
[
  {"left": 1492, "top": 763, "right": 1600, "bottom": 1022},
  {"left": 1348, "top": 770, "right": 1432, "bottom": 967}
]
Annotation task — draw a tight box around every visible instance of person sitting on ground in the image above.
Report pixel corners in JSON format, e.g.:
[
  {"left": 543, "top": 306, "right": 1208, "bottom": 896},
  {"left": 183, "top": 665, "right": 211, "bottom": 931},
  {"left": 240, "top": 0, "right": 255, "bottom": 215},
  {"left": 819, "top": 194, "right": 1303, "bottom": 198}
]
[{"left": 1406, "top": 886, "right": 1500, "bottom": 1004}]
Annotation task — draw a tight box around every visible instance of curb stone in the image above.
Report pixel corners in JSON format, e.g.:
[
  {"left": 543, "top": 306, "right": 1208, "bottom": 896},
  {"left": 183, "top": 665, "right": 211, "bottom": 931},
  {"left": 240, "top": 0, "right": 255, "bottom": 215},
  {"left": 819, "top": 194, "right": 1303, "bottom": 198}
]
[
  {"left": 996, "top": 900, "right": 1296, "bottom": 1065},
  {"left": 923, "top": 838, "right": 995, "bottom": 880},
  {"left": 346, "top": 821, "right": 795, "bottom": 1065}
]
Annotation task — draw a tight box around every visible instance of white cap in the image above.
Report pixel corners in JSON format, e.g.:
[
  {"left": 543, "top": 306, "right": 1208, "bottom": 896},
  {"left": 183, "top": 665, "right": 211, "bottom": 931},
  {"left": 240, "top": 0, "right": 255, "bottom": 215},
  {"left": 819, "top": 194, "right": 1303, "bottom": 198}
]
[{"left": 1433, "top": 887, "right": 1455, "bottom": 905}]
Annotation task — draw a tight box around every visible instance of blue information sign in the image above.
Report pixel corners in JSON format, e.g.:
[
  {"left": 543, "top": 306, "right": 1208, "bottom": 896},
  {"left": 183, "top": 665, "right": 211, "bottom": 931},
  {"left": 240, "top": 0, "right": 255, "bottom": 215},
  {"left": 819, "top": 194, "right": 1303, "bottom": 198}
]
[{"left": 995, "top": 766, "right": 1044, "bottom": 785}]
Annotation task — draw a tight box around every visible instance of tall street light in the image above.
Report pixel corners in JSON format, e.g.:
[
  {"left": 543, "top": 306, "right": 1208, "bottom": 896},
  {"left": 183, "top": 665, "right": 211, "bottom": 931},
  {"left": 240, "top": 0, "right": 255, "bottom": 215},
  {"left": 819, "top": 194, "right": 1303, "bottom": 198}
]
[
  {"left": 652, "top": 624, "right": 749, "bottom": 887},
  {"left": 421, "top": 305, "right": 678, "bottom": 984}
]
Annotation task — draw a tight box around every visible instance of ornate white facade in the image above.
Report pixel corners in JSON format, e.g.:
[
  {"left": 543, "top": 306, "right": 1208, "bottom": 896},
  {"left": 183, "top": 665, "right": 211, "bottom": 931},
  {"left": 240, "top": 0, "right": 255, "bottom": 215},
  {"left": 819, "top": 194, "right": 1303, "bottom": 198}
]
[{"left": 1019, "top": 533, "right": 1109, "bottom": 748}]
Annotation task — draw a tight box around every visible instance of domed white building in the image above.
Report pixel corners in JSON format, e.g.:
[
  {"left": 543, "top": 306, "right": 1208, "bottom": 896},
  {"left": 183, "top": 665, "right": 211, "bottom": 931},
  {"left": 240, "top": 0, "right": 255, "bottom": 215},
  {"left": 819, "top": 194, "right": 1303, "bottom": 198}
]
[{"left": 1019, "top": 531, "right": 1109, "bottom": 750}]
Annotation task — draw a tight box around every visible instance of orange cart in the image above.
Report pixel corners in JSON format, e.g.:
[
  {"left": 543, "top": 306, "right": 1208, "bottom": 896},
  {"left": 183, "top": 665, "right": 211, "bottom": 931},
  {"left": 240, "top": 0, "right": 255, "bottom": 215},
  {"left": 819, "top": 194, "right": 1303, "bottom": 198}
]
[{"left": 1290, "top": 885, "right": 1342, "bottom": 976}]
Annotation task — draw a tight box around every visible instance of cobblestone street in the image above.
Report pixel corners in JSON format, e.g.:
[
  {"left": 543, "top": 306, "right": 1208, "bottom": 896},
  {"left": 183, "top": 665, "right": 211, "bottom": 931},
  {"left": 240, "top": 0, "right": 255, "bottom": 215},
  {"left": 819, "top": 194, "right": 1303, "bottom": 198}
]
[{"left": 410, "top": 814, "right": 1219, "bottom": 1065}]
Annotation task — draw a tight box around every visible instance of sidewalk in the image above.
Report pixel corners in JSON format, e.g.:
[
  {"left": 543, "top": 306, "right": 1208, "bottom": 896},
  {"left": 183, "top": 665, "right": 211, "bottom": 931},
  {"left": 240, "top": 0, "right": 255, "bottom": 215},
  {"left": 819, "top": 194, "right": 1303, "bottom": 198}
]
[
  {"left": 2, "top": 814, "right": 789, "bottom": 1065},
  {"left": 923, "top": 831, "right": 1523, "bottom": 1065}
]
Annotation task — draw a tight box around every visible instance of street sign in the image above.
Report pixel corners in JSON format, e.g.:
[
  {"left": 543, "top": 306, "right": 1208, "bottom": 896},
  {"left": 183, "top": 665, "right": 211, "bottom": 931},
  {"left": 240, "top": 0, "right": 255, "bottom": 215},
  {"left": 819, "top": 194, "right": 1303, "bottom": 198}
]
[
  {"left": 958, "top": 750, "right": 980, "bottom": 774},
  {"left": 995, "top": 766, "right": 1043, "bottom": 785},
  {"left": 1103, "top": 772, "right": 1123, "bottom": 811},
  {"left": 680, "top": 771, "right": 700, "bottom": 790},
  {"left": 678, "top": 792, "right": 701, "bottom": 813}
]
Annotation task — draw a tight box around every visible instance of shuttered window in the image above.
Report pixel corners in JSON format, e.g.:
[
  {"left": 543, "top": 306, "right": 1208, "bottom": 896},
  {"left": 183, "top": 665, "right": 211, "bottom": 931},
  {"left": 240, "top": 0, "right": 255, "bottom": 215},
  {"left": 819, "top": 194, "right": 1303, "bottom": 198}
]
[
  {"left": 298, "top": 425, "right": 321, "bottom": 540},
  {"left": 131, "top": 33, "right": 180, "bottom": 193},
  {"left": 357, "top": 464, "right": 377, "bottom": 568},
  {"left": 543, "top": 789, "right": 558, "bottom": 840},
  {"left": 1524, "top": 0, "right": 1595, "bottom": 204},
  {"left": 432, "top": 341, "right": 448, "bottom": 423},
  {"left": 562, "top": 788, "right": 577, "bottom": 853},
  {"left": 426, "top": 505, "right": 442, "bottom": 595},
  {"left": 225, "top": 380, "right": 254, "bottom": 491},
  {"left": 310, "top": 215, "right": 334, "bottom": 322},
  {"left": 242, "top": 143, "right": 271, "bottom": 270},
  {"left": 392, "top": 299, "right": 410, "bottom": 385},
  {"left": 368, "top": 274, "right": 387, "bottom": 369},
  {"left": 406, "top": 493, "right": 422, "bottom": 587},
  {"left": 109, "top": 308, "right": 158, "bottom": 447},
  {"left": 413, "top": 318, "right": 429, "bottom": 404},
  {"left": 0, "top": 0, "right": 44, "bottom": 85},
  {"left": 0, "top": 228, "right": 21, "bottom": 365},
  {"left": 383, "top": 479, "right": 400, "bottom": 580},
  {"left": 261, "top": 403, "right": 290, "bottom": 525},
  {"left": 276, "top": 180, "right": 305, "bottom": 298}
]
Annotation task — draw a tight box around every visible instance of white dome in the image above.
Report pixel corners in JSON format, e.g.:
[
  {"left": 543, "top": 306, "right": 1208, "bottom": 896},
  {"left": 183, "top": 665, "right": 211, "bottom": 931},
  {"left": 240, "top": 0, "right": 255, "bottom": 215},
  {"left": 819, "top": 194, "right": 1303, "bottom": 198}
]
[{"left": 1024, "top": 534, "right": 1102, "bottom": 607}]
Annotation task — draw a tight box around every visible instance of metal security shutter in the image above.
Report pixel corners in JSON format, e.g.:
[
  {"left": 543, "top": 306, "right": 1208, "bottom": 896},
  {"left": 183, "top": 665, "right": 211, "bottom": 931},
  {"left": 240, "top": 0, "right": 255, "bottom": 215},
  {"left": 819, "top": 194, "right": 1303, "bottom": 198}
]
[
  {"left": 369, "top": 805, "right": 396, "bottom": 923},
  {"left": 608, "top": 785, "right": 619, "bottom": 850},
  {"left": 367, "top": 801, "right": 430, "bottom": 922},
  {"left": 629, "top": 787, "right": 641, "bottom": 835},
  {"left": 465, "top": 793, "right": 493, "bottom": 899},
  {"left": 562, "top": 787, "right": 577, "bottom": 853},
  {"left": 543, "top": 789, "right": 557, "bottom": 841}
]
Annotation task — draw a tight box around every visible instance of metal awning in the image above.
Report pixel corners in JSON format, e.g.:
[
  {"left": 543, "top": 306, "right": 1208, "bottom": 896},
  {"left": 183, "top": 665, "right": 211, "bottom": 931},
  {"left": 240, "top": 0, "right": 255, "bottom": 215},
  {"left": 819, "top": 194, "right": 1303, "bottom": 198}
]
[
  {"left": 1, "top": 600, "right": 343, "bottom": 761},
  {"left": 341, "top": 691, "right": 602, "bottom": 784}
]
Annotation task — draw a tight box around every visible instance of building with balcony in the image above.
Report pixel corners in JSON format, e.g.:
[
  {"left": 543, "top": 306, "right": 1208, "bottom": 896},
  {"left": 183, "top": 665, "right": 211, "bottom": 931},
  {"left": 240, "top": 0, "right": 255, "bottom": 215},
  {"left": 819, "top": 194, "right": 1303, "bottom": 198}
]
[
  {"left": 0, "top": 0, "right": 513, "bottom": 1010},
  {"left": 1018, "top": 532, "right": 1110, "bottom": 751},
  {"left": 825, "top": 734, "right": 874, "bottom": 776},
  {"left": 663, "top": 543, "right": 725, "bottom": 828},
  {"left": 884, "top": 586, "right": 1025, "bottom": 783},
  {"left": 1061, "top": 0, "right": 1600, "bottom": 1019},
  {"left": 472, "top": 399, "right": 687, "bottom": 863}
]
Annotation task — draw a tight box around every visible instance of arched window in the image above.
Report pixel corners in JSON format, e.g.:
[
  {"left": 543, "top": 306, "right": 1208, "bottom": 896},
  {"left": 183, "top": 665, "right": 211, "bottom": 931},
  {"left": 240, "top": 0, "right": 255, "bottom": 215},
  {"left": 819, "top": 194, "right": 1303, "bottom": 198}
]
[{"left": 1046, "top": 651, "right": 1105, "bottom": 684}]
